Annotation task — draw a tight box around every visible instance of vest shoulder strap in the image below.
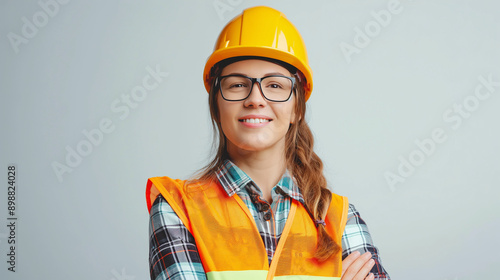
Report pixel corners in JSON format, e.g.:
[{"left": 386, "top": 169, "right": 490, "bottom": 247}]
[
  {"left": 326, "top": 192, "right": 349, "bottom": 242},
  {"left": 146, "top": 176, "right": 193, "bottom": 230}
]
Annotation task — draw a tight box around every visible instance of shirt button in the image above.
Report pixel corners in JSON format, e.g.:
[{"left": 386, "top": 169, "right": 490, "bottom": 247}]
[
  {"left": 263, "top": 211, "right": 272, "bottom": 221},
  {"left": 261, "top": 204, "right": 270, "bottom": 212}
]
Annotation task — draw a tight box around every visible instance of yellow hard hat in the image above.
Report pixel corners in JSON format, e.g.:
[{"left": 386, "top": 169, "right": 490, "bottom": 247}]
[{"left": 203, "top": 6, "right": 313, "bottom": 101}]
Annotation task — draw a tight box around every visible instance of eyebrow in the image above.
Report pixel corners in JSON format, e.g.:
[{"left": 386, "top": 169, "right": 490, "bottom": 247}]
[{"left": 223, "top": 72, "right": 289, "bottom": 77}]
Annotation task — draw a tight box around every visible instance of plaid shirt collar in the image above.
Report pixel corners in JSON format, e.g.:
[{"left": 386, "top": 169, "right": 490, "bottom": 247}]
[{"left": 215, "top": 159, "right": 305, "bottom": 204}]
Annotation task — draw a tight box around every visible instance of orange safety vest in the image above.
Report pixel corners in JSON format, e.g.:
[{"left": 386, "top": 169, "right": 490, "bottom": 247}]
[{"left": 146, "top": 176, "right": 349, "bottom": 280}]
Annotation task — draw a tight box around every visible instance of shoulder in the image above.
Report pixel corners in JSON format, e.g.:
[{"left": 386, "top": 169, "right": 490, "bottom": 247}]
[
  {"left": 330, "top": 191, "right": 348, "bottom": 203},
  {"left": 148, "top": 176, "right": 186, "bottom": 190},
  {"left": 328, "top": 192, "right": 349, "bottom": 215},
  {"left": 148, "top": 176, "right": 216, "bottom": 192},
  {"left": 146, "top": 176, "right": 220, "bottom": 211},
  {"left": 146, "top": 176, "right": 186, "bottom": 213}
]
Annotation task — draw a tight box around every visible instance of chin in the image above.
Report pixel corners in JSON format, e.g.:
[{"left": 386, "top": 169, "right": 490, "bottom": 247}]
[
  {"left": 229, "top": 137, "right": 285, "bottom": 154},
  {"left": 235, "top": 142, "right": 270, "bottom": 152}
]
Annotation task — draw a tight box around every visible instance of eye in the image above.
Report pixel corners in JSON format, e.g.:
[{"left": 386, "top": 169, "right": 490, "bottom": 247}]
[
  {"left": 262, "top": 77, "right": 287, "bottom": 89},
  {"left": 221, "top": 76, "right": 251, "bottom": 91},
  {"left": 267, "top": 83, "right": 283, "bottom": 89},
  {"left": 229, "top": 83, "right": 247, "bottom": 88}
]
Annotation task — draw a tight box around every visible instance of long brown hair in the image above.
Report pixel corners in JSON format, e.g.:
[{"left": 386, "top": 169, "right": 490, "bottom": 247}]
[{"left": 196, "top": 57, "right": 339, "bottom": 261}]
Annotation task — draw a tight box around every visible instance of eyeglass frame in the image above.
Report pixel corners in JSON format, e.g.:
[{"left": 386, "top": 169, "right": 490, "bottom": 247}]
[{"left": 215, "top": 74, "right": 296, "bottom": 102}]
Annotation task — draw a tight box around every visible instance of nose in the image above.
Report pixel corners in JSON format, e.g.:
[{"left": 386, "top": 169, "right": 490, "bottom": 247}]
[{"left": 243, "top": 82, "right": 266, "bottom": 108}]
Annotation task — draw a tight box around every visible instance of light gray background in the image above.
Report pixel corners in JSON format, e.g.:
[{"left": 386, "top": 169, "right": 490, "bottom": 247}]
[{"left": 1, "top": 0, "right": 499, "bottom": 279}]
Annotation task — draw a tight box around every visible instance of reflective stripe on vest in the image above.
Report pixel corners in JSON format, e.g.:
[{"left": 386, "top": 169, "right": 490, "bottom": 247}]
[
  {"left": 146, "top": 177, "right": 348, "bottom": 280},
  {"left": 207, "top": 271, "right": 341, "bottom": 280}
]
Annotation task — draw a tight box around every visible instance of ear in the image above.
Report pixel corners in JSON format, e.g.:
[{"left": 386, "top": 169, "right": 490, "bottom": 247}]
[
  {"left": 290, "top": 99, "right": 302, "bottom": 124},
  {"left": 290, "top": 112, "right": 302, "bottom": 125}
]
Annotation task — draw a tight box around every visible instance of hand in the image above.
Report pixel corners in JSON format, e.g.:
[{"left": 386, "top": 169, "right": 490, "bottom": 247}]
[{"left": 341, "top": 251, "right": 375, "bottom": 280}]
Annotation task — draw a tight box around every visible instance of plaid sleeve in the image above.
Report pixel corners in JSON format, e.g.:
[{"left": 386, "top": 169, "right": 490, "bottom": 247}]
[
  {"left": 341, "top": 203, "right": 391, "bottom": 280},
  {"left": 149, "top": 194, "right": 207, "bottom": 280}
]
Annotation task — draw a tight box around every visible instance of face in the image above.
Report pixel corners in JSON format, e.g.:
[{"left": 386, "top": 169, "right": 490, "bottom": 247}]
[{"left": 217, "top": 59, "right": 297, "bottom": 156}]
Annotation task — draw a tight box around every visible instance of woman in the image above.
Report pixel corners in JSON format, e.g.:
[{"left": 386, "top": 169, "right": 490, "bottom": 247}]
[{"left": 146, "top": 6, "right": 390, "bottom": 280}]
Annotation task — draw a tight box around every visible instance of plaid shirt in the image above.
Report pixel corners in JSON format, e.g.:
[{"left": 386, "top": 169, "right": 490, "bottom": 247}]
[{"left": 149, "top": 160, "right": 391, "bottom": 280}]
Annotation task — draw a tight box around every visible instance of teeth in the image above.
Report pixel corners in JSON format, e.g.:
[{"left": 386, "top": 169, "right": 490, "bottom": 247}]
[{"left": 242, "top": 118, "right": 270, "bottom": 123}]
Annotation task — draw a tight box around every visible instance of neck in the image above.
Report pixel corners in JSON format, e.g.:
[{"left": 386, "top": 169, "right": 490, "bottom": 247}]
[{"left": 227, "top": 143, "right": 286, "bottom": 202}]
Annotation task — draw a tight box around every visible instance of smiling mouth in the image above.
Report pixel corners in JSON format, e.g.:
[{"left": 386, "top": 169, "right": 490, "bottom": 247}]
[{"left": 238, "top": 118, "right": 272, "bottom": 123}]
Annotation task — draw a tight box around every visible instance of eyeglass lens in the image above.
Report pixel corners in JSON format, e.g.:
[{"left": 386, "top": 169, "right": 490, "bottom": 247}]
[{"left": 220, "top": 76, "right": 293, "bottom": 101}]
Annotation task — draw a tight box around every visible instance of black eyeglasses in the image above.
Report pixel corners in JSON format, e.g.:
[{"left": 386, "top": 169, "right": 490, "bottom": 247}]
[{"left": 216, "top": 74, "right": 296, "bottom": 102}]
